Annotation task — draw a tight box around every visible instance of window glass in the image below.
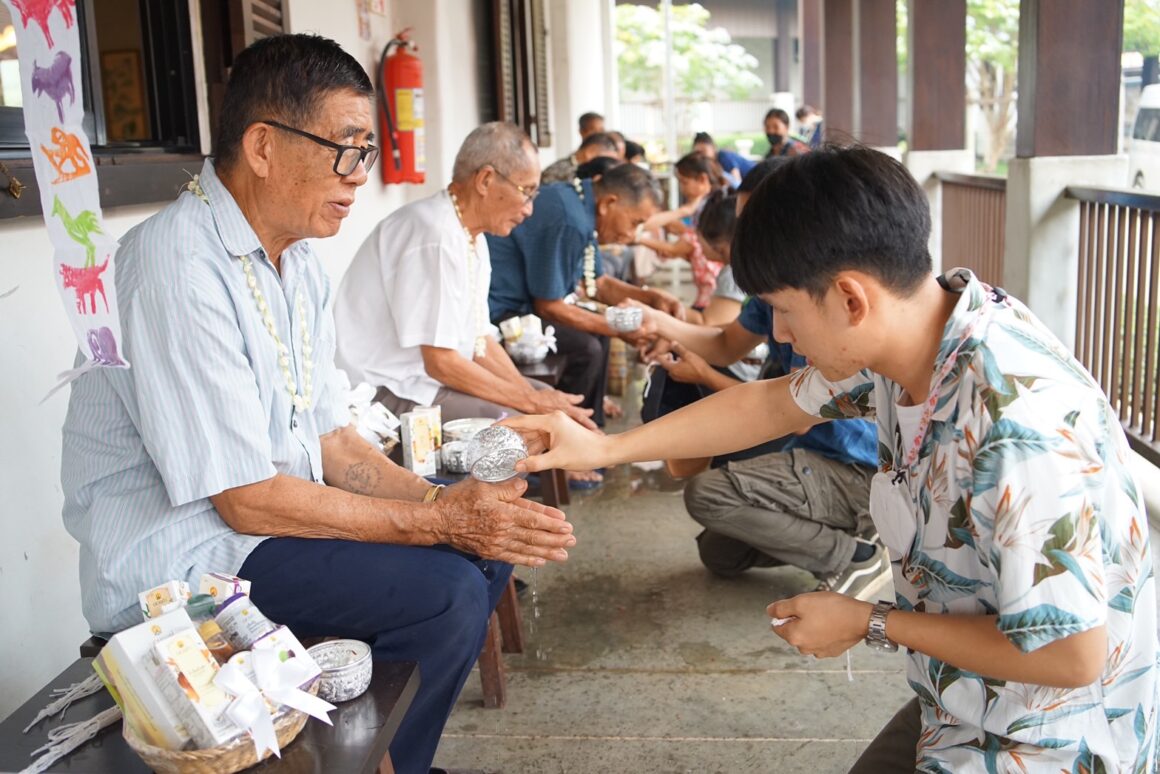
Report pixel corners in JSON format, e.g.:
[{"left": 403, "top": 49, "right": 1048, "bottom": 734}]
[
  {"left": 0, "top": 6, "right": 26, "bottom": 148},
  {"left": 1132, "top": 108, "right": 1160, "bottom": 142}
]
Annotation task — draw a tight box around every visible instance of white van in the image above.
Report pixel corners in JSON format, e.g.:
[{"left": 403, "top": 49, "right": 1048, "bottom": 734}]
[{"left": 1129, "top": 84, "right": 1160, "bottom": 189}]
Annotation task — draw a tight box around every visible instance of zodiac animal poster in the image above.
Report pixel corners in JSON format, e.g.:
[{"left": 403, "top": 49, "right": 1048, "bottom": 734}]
[{"left": 4, "top": 0, "right": 129, "bottom": 387}]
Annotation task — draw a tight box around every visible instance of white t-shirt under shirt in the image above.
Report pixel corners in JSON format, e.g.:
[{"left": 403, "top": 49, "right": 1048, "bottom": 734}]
[
  {"left": 334, "top": 190, "right": 491, "bottom": 406},
  {"left": 712, "top": 265, "right": 746, "bottom": 303}
]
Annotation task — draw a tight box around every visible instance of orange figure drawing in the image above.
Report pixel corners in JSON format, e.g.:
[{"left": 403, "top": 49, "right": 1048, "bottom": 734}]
[{"left": 40, "top": 127, "right": 92, "bottom": 184}]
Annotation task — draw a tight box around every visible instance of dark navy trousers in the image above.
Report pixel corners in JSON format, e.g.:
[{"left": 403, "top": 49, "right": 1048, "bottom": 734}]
[{"left": 239, "top": 538, "right": 512, "bottom": 774}]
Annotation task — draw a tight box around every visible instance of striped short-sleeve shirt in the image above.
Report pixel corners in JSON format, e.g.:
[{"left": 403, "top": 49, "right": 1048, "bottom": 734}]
[{"left": 61, "top": 159, "right": 348, "bottom": 634}]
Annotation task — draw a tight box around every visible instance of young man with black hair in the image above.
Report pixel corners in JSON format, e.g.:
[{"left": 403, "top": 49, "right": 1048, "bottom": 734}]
[
  {"left": 541, "top": 131, "right": 620, "bottom": 184},
  {"left": 505, "top": 146, "right": 1158, "bottom": 772}
]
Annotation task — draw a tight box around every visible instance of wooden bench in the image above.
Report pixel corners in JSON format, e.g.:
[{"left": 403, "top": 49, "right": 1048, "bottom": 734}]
[{"left": 1, "top": 656, "right": 419, "bottom": 773}]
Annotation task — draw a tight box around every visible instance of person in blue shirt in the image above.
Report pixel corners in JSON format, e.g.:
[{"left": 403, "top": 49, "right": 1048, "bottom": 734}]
[
  {"left": 638, "top": 296, "right": 888, "bottom": 600},
  {"left": 632, "top": 158, "right": 888, "bottom": 601},
  {"left": 692, "top": 131, "right": 755, "bottom": 187},
  {"left": 487, "top": 163, "right": 683, "bottom": 427}
]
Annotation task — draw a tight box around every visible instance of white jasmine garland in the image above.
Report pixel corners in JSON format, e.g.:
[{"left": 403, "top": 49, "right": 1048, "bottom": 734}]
[
  {"left": 188, "top": 176, "right": 314, "bottom": 410},
  {"left": 240, "top": 253, "right": 313, "bottom": 410},
  {"left": 572, "top": 177, "right": 598, "bottom": 299},
  {"left": 448, "top": 187, "right": 488, "bottom": 358}
]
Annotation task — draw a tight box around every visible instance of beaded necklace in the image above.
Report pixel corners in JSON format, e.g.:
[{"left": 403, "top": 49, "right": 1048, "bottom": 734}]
[
  {"left": 572, "top": 177, "right": 598, "bottom": 299},
  {"left": 448, "top": 187, "right": 488, "bottom": 358},
  {"left": 241, "top": 254, "right": 314, "bottom": 410},
  {"left": 186, "top": 175, "right": 313, "bottom": 411}
]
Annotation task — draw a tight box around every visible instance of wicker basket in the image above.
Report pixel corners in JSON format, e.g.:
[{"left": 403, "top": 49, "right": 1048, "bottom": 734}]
[{"left": 122, "top": 682, "right": 318, "bottom": 774}]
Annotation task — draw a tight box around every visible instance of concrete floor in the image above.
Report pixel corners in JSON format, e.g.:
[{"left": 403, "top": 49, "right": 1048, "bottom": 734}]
[
  {"left": 432, "top": 379, "right": 913, "bottom": 774},
  {"left": 431, "top": 272, "right": 1160, "bottom": 773}
]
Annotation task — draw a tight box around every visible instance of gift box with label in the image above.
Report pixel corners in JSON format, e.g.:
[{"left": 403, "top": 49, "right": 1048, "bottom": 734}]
[
  {"left": 138, "top": 580, "right": 191, "bottom": 620},
  {"left": 198, "top": 572, "right": 251, "bottom": 606},
  {"left": 150, "top": 628, "right": 242, "bottom": 749},
  {"left": 92, "top": 609, "right": 196, "bottom": 750},
  {"left": 400, "top": 406, "right": 441, "bottom": 475},
  {"left": 252, "top": 626, "right": 321, "bottom": 688}
]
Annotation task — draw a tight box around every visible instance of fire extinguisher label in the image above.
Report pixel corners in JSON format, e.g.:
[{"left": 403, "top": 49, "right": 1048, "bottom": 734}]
[
  {"left": 414, "top": 128, "right": 426, "bottom": 173},
  {"left": 395, "top": 88, "right": 425, "bottom": 131}
]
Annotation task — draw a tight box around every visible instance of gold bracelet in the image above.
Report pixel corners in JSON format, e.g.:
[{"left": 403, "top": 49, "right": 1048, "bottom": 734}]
[{"left": 422, "top": 484, "right": 445, "bottom": 503}]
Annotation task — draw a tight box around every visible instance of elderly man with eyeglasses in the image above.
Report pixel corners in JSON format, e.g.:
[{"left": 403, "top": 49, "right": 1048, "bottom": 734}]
[
  {"left": 334, "top": 122, "right": 596, "bottom": 430},
  {"left": 60, "top": 35, "right": 576, "bottom": 774}
]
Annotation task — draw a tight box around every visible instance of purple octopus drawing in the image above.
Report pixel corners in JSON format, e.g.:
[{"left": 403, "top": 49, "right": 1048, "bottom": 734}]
[
  {"left": 31, "top": 51, "right": 75, "bottom": 124},
  {"left": 87, "top": 327, "right": 124, "bottom": 367}
]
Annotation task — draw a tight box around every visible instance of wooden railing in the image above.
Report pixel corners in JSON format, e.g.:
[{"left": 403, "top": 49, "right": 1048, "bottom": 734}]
[
  {"left": 1065, "top": 186, "right": 1160, "bottom": 466},
  {"left": 937, "top": 172, "right": 1007, "bottom": 287}
]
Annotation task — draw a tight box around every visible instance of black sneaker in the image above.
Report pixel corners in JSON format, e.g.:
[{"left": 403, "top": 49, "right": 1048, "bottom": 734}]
[{"left": 814, "top": 541, "right": 892, "bottom": 602}]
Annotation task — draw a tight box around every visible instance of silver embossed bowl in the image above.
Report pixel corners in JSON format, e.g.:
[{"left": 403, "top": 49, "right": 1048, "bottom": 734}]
[
  {"left": 441, "top": 440, "right": 470, "bottom": 473},
  {"left": 306, "top": 639, "right": 373, "bottom": 703},
  {"left": 442, "top": 417, "right": 495, "bottom": 445},
  {"left": 465, "top": 425, "right": 528, "bottom": 483},
  {"left": 605, "top": 305, "right": 643, "bottom": 332}
]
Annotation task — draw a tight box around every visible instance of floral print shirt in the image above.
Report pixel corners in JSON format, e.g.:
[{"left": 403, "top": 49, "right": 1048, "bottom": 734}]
[{"left": 788, "top": 270, "right": 1158, "bottom": 772}]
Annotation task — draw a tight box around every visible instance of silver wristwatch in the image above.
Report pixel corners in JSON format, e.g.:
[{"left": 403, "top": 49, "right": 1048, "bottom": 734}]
[{"left": 864, "top": 601, "right": 898, "bottom": 652}]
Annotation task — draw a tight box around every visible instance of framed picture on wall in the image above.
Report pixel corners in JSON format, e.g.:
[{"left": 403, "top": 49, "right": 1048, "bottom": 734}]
[{"left": 100, "top": 49, "right": 148, "bottom": 141}]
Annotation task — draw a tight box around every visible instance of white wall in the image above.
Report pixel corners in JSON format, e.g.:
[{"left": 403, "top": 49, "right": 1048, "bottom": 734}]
[
  {"left": 0, "top": 0, "right": 487, "bottom": 720},
  {"left": 548, "top": 0, "right": 610, "bottom": 157}
]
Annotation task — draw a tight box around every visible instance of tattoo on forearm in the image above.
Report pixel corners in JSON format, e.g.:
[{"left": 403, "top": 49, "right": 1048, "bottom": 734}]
[{"left": 344, "top": 462, "right": 382, "bottom": 495}]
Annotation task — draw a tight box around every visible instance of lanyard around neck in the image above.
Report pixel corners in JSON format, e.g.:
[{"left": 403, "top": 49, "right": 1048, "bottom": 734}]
[{"left": 893, "top": 288, "right": 1006, "bottom": 480}]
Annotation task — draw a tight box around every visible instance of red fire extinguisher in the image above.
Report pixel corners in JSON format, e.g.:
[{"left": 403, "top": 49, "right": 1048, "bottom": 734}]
[{"left": 378, "top": 29, "right": 425, "bottom": 185}]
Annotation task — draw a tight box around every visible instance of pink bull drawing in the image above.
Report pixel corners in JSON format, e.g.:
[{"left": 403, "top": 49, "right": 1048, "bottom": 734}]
[
  {"left": 61, "top": 258, "right": 109, "bottom": 315},
  {"left": 31, "top": 51, "right": 75, "bottom": 124},
  {"left": 10, "top": 0, "right": 76, "bottom": 49}
]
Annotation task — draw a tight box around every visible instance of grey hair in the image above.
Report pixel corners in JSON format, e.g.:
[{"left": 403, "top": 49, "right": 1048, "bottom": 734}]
[
  {"left": 592, "top": 163, "right": 662, "bottom": 207},
  {"left": 452, "top": 122, "right": 536, "bottom": 182}
]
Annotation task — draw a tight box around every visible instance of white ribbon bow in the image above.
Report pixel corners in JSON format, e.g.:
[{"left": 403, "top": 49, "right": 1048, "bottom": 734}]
[
  {"left": 251, "top": 650, "right": 336, "bottom": 727},
  {"left": 213, "top": 662, "right": 281, "bottom": 760},
  {"left": 213, "top": 651, "right": 335, "bottom": 761},
  {"left": 542, "top": 325, "right": 558, "bottom": 353}
]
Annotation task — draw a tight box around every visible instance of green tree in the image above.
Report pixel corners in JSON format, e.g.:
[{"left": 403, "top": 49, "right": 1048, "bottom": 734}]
[
  {"left": 967, "top": 0, "right": 1019, "bottom": 172},
  {"left": 615, "top": 3, "right": 763, "bottom": 102},
  {"left": 1124, "top": 0, "right": 1160, "bottom": 54}
]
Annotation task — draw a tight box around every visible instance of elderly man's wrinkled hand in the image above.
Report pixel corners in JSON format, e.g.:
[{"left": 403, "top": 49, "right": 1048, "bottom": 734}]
[
  {"left": 529, "top": 389, "right": 597, "bottom": 431},
  {"left": 436, "top": 477, "right": 575, "bottom": 567}
]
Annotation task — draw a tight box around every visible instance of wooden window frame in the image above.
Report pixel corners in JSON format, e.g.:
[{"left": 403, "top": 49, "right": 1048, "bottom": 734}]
[
  {"left": 0, "top": 0, "right": 287, "bottom": 221},
  {"left": 492, "top": 0, "right": 551, "bottom": 148}
]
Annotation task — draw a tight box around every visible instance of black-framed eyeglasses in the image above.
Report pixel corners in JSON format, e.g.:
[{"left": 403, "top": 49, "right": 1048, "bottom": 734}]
[
  {"left": 260, "top": 120, "right": 380, "bottom": 176},
  {"left": 489, "top": 166, "right": 539, "bottom": 203}
]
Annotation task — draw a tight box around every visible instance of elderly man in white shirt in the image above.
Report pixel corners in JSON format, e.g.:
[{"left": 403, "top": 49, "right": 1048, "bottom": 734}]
[{"left": 335, "top": 122, "right": 595, "bottom": 429}]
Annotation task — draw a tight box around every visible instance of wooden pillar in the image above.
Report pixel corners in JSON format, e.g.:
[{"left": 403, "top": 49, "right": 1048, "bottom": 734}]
[
  {"left": 800, "top": 0, "right": 823, "bottom": 110},
  {"left": 1016, "top": 0, "right": 1123, "bottom": 157},
  {"left": 823, "top": 0, "right": 855, "bottom": 138},
  {"left": 908, "top": 0, "right": 966, "bottom": 151},
  {"left": 857, "top": 0, "right": 896, "bottom": 147}
]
